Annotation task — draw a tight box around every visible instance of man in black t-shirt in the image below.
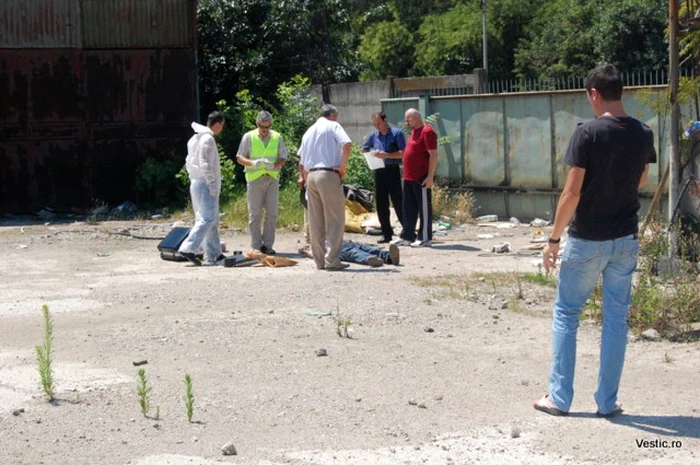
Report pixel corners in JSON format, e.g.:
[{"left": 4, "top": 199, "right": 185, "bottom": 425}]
[{"left": 534, "top": 64, "right": 657, "bottom": 418}]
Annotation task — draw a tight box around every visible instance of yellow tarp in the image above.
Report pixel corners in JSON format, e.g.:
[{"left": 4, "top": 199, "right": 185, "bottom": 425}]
[{"left": 345, "top": 200, "right": 372, "bottom": 233}]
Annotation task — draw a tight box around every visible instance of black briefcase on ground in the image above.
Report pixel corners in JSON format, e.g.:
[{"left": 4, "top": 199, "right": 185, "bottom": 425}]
[{"left": 157, "top": 227, "right": 191, "bottom": 261}]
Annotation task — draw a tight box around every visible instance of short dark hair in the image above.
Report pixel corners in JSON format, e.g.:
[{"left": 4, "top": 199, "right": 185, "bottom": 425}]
[
  {"left": 207, "top": 111, "right": 225, "bottom": 127},
  {"left": 584, "top": 64, "right": 623, "bottom": 101},
  {"left": 371, "top": 111, "right": 387, "bottom": 120},
  {"left": 320, "top": 104, "right": 338, "bottom": 118}
]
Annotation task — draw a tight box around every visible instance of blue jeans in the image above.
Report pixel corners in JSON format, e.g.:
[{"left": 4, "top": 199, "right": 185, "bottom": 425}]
[
  {"left": 549, "top": 234, "right": 639, "bottom": 414},
  {"left": 340, "top": 242, "right": 389, "bottom": 265},
  {"left": 178, "top": 178, "right": 222, "bottom": 262}
]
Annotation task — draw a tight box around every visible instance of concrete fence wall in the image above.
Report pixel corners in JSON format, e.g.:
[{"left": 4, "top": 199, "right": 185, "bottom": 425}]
[{"left": 381, "top": 89, "right": 698, "bottom": 220}]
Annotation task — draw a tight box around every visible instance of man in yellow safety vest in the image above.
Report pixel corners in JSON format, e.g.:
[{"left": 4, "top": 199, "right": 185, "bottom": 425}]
[{"left": 236, "top": 111, "right": 288, "bottom": 254}]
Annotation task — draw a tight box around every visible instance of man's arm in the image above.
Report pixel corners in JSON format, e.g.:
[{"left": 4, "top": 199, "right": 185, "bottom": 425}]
[
  {"left": 297, "top": 161, "right": 306, "bottom": 187},
  {"left": 338, "top": 142, "right": 352, "bottom": 179},
  {"left": 639, "top": 164, "right": 650, "bottom": 188},
  {"left": 361, "top": 133, "right": 374, "bottom": 153},
  {"left": 235, "top": 134, "right": 257, "bottom": 167},
  {"left": 422, "top": 149, "right": 438, "bottom": 188},
  {"left": 376, "top": 149, "right": 403, "bottom": 160},
  {"left": 200, "top": 137, "right": 219, "bottom": 195},
  {"left": 542, "top": 166, "right": 586, "bottom": 272},
  {"left": 273, "top": 136, "right": 288, "bottom": 170}
]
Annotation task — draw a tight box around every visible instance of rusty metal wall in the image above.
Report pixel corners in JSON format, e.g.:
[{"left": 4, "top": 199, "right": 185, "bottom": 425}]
[
  {"left": 0, "top": 48, "right": 196, "bottom": 212},
  {"left": 0, "top": 0, "right": 197, "bottom": 212},
  {"left": 0, "top": 0, "right": 82, "bottom": 48},
  {"left": 81, "top": 0, "right": 194, "bottom": 48}
]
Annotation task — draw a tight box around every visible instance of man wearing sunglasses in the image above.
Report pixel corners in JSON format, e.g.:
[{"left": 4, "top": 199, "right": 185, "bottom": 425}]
[{"left": 236, "top": 111, "right": 288, "bottom": 254}]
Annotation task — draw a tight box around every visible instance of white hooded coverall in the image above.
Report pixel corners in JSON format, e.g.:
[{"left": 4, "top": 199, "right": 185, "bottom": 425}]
[{"left": 178, "top": 122, "right": 223, "bottom": 262}]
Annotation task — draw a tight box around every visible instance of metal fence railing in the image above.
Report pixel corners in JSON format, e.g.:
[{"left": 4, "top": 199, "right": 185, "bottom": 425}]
[
  {"left": 391, "top": 68, "right": 697, "bottom": 98},
  {"left": 487, "top": 68, "right": 696, "bottom": 94}
]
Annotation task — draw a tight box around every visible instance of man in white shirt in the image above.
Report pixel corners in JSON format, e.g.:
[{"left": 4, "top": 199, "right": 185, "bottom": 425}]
[
  {"left": 178, "top": 111, "right": 225, "bottom": 266},
  {"left": 298, "top": 105, "right": 352, "bottom": 271}
]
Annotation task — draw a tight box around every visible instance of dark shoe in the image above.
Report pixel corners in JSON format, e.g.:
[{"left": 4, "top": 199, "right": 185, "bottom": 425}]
[
  {"left": 388, "top": 244, "right": 400, "bottom": 265},
  {"left": 366, "top": 256, "right": 384, "bottom": 267},
  {"left": 377, "top": 237, "right": 392, "bottom": 244},
  {"left": 260, "top": 245, "right": 276, "bottom": 255},
  {"left": 216, "top": 254, "right": 226, "bottom": 262},
  {"left": 596, "top": 403, "right": 623, "bottom": 418},
  {"left": 325, "top": 263, "right": 350, "bottom": 271},
  {"left": 179, "top": 252, "right": 202, "bottom": 266},
  {"left": 533, "top": 394, "right": 568, "bottom": 416}
]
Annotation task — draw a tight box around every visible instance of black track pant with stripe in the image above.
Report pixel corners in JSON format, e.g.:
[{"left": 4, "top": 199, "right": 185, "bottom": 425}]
[{"left": 400, "top": 180, "right": 432, "bottom": 242}]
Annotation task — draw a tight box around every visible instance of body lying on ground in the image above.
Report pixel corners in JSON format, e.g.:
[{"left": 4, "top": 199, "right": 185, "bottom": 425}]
[{"left": 299, "top": 241, "right": 400, "bottom": 268}]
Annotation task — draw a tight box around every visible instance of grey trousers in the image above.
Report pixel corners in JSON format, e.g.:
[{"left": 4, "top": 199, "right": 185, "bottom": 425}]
[
  {"left": 247, "top": 175, "right": 279, "bottom": 249},
  {"left": 306, "top": 170, "right": 345, "bottom": 269}
]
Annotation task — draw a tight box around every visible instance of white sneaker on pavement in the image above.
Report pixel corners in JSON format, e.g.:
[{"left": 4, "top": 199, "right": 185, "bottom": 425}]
[
  {"left": 410, "top": 240, "right": 431, "bottom": 248},
  {"left": 390, "top": 238, "right": 411, "bottom": 246}
]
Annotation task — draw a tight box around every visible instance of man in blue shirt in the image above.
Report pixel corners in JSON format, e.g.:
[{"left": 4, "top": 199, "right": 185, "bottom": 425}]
[{"left": 362, "top": 111, "right": 406, "bottom": 243}]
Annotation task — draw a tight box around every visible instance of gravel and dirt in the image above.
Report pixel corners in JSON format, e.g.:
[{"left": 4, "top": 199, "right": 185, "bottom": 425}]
[{"left": 1, "top": 217, "right": 698, "bottom": 465}]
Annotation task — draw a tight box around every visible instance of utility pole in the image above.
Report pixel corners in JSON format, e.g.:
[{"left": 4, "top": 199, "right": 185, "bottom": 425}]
[
  {"left": 668, "top": 0, "right": 680, "bottom": 258},
  {"left": 481, "top": 0, "right": 488, "bottom": 72}
]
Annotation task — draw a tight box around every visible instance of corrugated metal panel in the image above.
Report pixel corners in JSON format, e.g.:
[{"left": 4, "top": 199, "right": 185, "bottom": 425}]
[
  {"left": 506, "top": 94, "right": 551, "bottom": 188},
  {"left": 82, "top": 0, "right": 193, "bottom": 48},
  {"left": 0, "top": 0, "right": 81, "bottom": 48},
  {"left": 461, "top": 96, "right": 505, "bottom": 186},
  {"left": 0, "top": 47, "right": 196, "bottom": 212},
  {"left": 428, "top": 99, "right": 462, "bottom": 180},
  {"left": 83, "top": 49, "right": 195, "bottom": 122}
]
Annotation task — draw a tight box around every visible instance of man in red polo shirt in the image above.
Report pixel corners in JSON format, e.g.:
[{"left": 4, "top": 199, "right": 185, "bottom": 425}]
[{"left": 391, "top": 108, "right": 438, "bottom": 247}]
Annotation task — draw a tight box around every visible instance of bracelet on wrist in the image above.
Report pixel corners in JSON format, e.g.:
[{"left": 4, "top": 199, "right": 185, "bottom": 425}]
[{"left": 548, "top": 237, "right": 561, "bottom": 244}]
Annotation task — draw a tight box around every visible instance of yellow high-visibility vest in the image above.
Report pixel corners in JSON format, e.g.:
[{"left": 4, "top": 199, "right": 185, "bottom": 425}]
[{"left": 246, "top": 130, "right": 280, "bottom": 182}]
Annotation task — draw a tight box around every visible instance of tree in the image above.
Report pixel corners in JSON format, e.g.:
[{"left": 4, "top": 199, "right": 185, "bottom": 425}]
[
  {"left": 197, "top": 0, "right": 360, "bottom": 117},
  {"left": 414, "top": 4, "right": 486, "bottom": 76},
  {"left": 514, "top": 0, "right": 668, "bottom": 80},
  {"left": 386, "top": 0, "right": 458, "bottom": 31},
  {"left": 358, "top": 21, "right": 415, "bottom": 80}
]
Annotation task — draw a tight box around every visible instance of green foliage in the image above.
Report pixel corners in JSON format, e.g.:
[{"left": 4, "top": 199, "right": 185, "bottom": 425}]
[
  {"left": 584, "top": 216, "right": 700, "bottom": 339},
  {"left": 184, "top": 374, "right": 195, "bottom": 422},
  {"left": 514, "top": 0, "right": 667, "bottom": 80},
  {"left": 343, "top": 145, "right": 374, "bottom": 191},
  {"left": 221, "top": 183, "right": 304, "bottom": 230},
  {"left": 415, "top": 4, "right": 485, "bottom": 77},
  {"left": 35, "top": 305, "right": 55, "bottom": 402},
  {"left": 639, "top": 214, "right": 670, "bottom": 275},
  {"left": 136, "top": 369, "right": 152, "bottom": 417},
  {"left": 385, "top": 0, "right": 458, "bottom": 31},
  {"left": 176, "top": 147, "right": 239, "bottom": 206},
  {"left": 197, "top": 0, "right": 360, "bottom": 115},
  {"left": 134, "top": 153, "right": 186, "bottom": 207},
  {"left": 211, "top": 75, "right": 320, "bottom": 191},
  {"left": 358, "top": 21, "right": 415, "bottom": 80},
  {"left": 333, "top": 305, "right": 353, "bottom": 338},
  {"left": 680, "top": 1, "right": 700, "bottom": 61},
  {"left": 521, "top": 271, "right": 557, "bottom": 288}
]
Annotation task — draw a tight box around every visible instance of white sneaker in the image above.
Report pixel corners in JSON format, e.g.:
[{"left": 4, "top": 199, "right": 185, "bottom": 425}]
[
  {"left": 410, "top": 240, "right": 431, "bottom": 248},
  {"left": 390, "top": 238, "right": 411, "bottom": 246}
]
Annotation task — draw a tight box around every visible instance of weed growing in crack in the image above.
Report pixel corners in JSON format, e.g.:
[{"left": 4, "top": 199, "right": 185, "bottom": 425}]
[
  {"left": 136, "top": 369, "right": 153, "bottom": 417},
  {"left": 333, "top": 306, "right": 353, "bottom": 338},
  {"left": 184, "top": 374, "right": 195, "bottom": 422},
  {"left": 35, "top": 304, "right": 55, "bottom": 402}
]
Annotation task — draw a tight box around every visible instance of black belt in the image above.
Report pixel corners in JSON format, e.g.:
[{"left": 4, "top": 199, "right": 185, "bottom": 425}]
[{"left": 309, "top": 168, "right": 339, "bottom": 174}]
